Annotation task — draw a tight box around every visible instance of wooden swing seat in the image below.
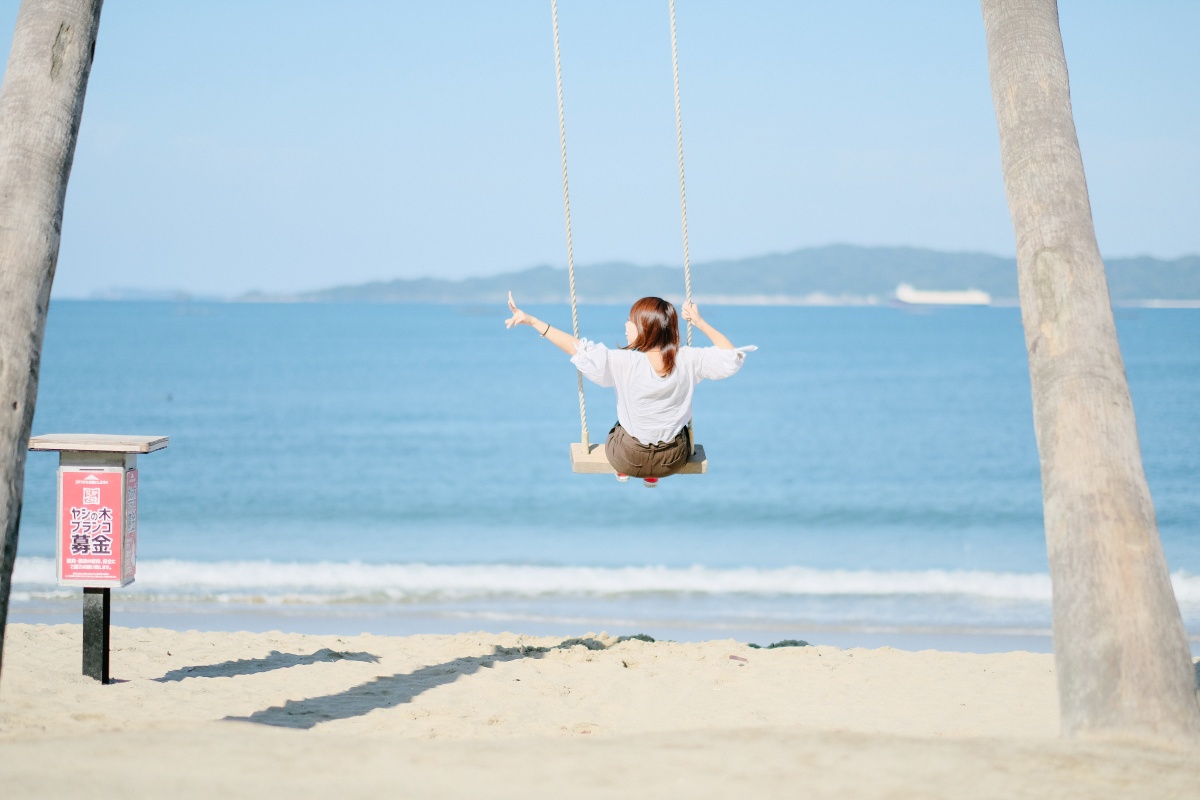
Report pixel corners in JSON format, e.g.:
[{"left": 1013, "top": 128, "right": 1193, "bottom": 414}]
[{"left": 569, "top": 442, "right": 707, "bottom": 475}]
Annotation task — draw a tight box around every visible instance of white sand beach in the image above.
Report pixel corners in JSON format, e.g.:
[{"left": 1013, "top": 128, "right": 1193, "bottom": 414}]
[{"left": 2, "top": 623, "right": 1198, "bottom": 798}]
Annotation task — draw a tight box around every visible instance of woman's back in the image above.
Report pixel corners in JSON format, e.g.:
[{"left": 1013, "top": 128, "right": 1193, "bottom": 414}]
[{"left": 575, "top": 343, "right": 746, "bottom": 446}]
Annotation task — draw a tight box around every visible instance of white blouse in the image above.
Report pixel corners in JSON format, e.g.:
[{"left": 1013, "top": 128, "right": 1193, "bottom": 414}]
[{"left": 570, "top": 341, "right": 754, "bottom": 446}]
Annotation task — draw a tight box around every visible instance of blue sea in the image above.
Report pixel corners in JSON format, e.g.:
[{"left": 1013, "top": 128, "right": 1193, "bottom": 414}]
[{"left": 11, "top": 301, "right": 1200, "bottom": 652}]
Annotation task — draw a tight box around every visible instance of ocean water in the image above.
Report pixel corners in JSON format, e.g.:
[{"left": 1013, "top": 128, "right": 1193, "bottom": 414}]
[{"left": 11, "top": 301, "right": 1200, "bottom": 649}]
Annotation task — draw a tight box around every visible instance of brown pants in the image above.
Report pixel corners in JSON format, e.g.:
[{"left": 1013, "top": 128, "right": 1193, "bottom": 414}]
[{"left": 605, "top": 423, "right": 691, "bottom": 479}]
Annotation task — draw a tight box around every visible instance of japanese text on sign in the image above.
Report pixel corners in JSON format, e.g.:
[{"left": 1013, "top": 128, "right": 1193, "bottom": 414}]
[{"left": 59, "top": 470, "right": 124, "bottom": 583}]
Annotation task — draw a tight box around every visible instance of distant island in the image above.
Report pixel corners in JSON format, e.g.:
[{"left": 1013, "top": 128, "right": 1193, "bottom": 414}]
[{"left": 107, "top": 245, "right": 1200, "bottom": 306}]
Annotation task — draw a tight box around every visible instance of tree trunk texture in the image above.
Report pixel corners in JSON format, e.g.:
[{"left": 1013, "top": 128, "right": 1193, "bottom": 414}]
[
  {"left": 981, "top": 0, "right": 1200, "bottom": 743},
  {"left": 0, "top": 0, "right": 103, "bottom": 679}
]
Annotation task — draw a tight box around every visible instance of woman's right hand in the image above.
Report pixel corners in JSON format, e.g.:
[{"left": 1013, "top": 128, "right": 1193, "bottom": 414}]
[
  {"left": 506, "top": 291, "right": 533, "bottom": 329},
  {"left": 682, "top": 300, "right": 734, "bottom": 350}
]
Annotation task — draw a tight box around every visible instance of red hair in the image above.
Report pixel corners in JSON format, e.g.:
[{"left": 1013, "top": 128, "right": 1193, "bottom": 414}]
[{"left": 625, "top": 297, "right": 680, "bottom": 375}]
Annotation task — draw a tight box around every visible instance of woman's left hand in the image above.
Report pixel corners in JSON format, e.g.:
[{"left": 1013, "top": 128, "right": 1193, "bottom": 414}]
[{"left": 505, "top": 291, "right": 533, "bottom": 329}]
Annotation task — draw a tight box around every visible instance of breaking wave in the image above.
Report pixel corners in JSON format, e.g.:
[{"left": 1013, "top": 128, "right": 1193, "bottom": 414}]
[{"left": 11, "top": 556, "right": 1200, "bottom": 608}]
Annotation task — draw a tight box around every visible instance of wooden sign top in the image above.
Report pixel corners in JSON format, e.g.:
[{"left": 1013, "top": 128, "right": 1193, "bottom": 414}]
[{"left": 29, "top": 434, "right": 169, "bottom": 454}]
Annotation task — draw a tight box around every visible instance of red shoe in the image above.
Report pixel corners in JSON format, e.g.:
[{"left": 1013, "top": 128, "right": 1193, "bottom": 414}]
[
  {"left": 615, "top": 473, "right": 630, "bottom": 483},
  {"left": 642, "top": 477, "right": 659, "bottom": 489}
]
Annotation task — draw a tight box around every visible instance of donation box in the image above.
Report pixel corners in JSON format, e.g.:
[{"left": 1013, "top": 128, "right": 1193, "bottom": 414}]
[
  {"left": 57, "top": 462, "right": 138, "bottom": 587},
  {"left": 29, "top": 434, "right": 167, "bottom": 590},
  {"left": 30, "top": 433, "right": 168, "bottom": 684}
]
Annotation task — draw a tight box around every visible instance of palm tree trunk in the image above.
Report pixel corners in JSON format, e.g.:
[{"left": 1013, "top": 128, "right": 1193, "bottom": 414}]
[
  {"left": 981, "top": 0, "right": 1200, "bottom": 743},
  {"left": 0, "top": 0, "right": 103, "bottom": 679}
]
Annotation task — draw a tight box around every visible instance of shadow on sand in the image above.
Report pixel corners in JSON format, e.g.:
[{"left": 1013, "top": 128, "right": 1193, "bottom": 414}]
[
  {"left": 156, "top": 648, "right": 380, "bottom": 682},
  {"left": 227, "top": 636, "right": 637, "bottom": 730}
]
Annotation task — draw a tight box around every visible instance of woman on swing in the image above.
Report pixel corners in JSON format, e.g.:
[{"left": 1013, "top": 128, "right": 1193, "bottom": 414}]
[{"left": 506, "top": 292, "right": 750, "bottom": 487}]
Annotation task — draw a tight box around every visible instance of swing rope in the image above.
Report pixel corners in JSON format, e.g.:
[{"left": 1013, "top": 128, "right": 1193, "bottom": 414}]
[
  {"left": 551, "top": 0, "right": 699, "bottom": 456},
  {"left": 668, "top": 0, "right": 693, "bottom": 347},
  {"left": 668, "top": 0, "right": 697, "bottom": 453},
  {"left": 551, "top": 0, "right": 590, "bottom": 450}
]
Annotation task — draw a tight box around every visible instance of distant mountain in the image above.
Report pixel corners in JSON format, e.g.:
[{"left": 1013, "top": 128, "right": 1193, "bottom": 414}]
[
  {"left": 245, "top": 245, "right": 1200, "bottom": 305},
  {"left": 87, "top": 287, "right": 214, "bottom": 302}
]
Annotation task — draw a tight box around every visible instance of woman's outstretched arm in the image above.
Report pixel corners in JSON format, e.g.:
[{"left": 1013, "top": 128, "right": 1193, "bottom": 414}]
[
  {"left": 505, "top": 291, "right": 579, "bottom": 355},
  {"left": 681, "top": 302, "right": 734, "bottom": 350}
]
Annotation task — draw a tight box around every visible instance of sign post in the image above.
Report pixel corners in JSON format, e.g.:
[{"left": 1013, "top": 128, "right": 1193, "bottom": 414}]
[{"left": 29, "top": 434, "right": 168, "bottom": 683}]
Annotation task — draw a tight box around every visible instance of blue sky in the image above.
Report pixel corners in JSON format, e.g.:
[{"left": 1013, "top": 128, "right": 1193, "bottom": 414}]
[{"left": 1, "top": 1, "right": 1196, "bottom": 297}]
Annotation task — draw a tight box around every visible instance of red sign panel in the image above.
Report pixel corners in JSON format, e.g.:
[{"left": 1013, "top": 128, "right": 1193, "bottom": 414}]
[{"left": 59, "top": 468, "right": 125, "bottom": 584}]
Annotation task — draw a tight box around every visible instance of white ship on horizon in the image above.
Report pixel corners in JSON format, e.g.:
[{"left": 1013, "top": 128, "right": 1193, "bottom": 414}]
[{"left": 894, "top": 283, "right": 991, "bottom": 306}]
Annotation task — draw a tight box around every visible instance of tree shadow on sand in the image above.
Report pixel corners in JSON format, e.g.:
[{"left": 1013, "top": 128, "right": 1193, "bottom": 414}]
[
  {"left": 156, "top": 648, "right": 380, "bottom": 682},
  {"left": 227, "top": 637, "right": 631, "bottom": 730}
]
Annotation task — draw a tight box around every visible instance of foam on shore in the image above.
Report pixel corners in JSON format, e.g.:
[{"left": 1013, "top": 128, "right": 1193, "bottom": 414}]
[{"left": 20, "top": 555, "right": 1200, "bottom": 600}]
